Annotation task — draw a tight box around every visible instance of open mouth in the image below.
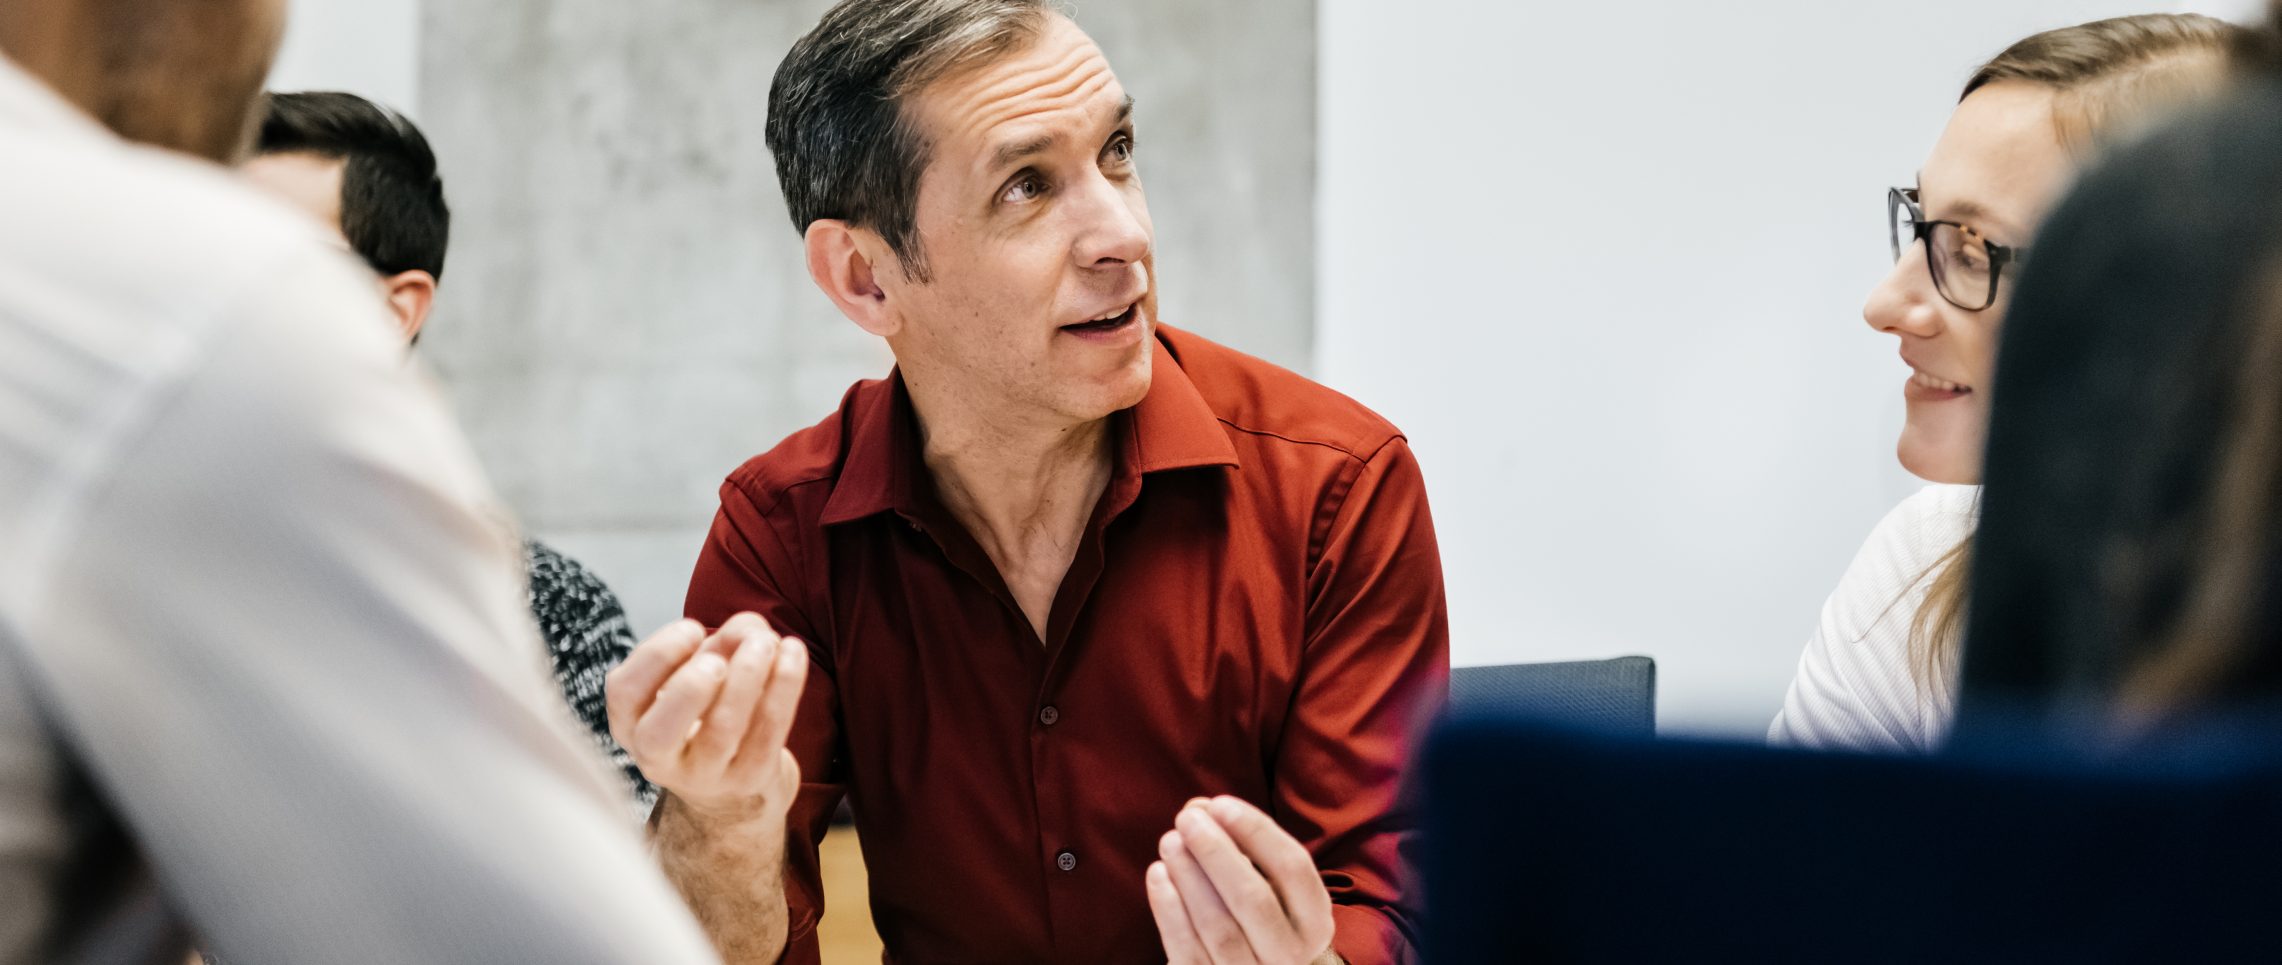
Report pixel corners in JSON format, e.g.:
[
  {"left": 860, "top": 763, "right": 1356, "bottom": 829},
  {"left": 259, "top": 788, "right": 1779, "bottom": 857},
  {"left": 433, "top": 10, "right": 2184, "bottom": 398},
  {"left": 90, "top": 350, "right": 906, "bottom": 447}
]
[
  {"left": 1909, "top": 370, "right": 1972, "bottom": 395},
  {"left": 1062, "top": 303, "right": 1138, "bottom": 335}
]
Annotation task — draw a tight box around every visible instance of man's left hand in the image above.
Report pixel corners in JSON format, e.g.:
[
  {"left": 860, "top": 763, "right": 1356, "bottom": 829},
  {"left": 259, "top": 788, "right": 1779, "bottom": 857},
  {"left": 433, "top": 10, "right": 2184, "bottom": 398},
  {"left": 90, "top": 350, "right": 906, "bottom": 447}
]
[{"left": 1145, "top": 796, "right": 1342, "bottom": 965}]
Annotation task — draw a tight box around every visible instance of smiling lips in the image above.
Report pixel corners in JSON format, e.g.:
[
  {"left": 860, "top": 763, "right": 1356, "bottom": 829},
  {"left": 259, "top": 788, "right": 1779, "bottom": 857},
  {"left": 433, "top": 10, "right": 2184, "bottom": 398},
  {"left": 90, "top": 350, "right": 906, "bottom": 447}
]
[
  {"left": 1906, "top": 367, "right": 1972, "bottom": 401},
  {"left": 1910, "top": 369, "right": 1968, "bottom": 393}
]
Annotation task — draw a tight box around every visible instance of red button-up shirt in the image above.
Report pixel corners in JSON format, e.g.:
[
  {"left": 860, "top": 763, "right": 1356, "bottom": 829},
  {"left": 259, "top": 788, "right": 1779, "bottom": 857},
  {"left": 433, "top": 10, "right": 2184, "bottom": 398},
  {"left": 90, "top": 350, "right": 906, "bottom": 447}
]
[{"left": 685, "top": 326, "right": 1448, "bottom": 964}]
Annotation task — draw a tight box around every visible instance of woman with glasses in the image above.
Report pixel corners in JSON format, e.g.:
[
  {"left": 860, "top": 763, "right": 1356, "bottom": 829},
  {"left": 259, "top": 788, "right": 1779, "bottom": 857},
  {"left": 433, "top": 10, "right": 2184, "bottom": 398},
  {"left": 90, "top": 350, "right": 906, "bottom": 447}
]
[{"left": 1770, "top": 13, "right": 2242, "bottom": 753}]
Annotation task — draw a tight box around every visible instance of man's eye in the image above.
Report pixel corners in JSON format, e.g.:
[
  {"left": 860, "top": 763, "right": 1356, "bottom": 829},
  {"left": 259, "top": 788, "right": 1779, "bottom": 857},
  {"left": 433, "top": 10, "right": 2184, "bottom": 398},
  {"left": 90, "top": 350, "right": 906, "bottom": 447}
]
[
  {"left": 1002, "top": 174, "right": 1045, "bottom": 204},
  {"left": 1106, "top": 136, "right": 1134, "bottom": 163}
]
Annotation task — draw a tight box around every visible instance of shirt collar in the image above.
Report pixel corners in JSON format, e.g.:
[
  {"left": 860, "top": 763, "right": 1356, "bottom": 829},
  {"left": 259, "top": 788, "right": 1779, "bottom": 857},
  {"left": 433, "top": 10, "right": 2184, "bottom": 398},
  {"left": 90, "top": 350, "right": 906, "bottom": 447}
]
[{"left": 820, "top": 328, "right": 1240, "bottom": 527}]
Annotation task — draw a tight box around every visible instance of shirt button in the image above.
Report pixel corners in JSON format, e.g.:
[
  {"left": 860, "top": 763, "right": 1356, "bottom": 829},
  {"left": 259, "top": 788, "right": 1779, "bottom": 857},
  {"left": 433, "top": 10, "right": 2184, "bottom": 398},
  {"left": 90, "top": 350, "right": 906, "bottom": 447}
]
[
  {"left": 1055, "top": 850, "right": 1077, "bottom": 872},
  {"left": 1039, "top": 705, "right": 1061, "bottom": 726}
]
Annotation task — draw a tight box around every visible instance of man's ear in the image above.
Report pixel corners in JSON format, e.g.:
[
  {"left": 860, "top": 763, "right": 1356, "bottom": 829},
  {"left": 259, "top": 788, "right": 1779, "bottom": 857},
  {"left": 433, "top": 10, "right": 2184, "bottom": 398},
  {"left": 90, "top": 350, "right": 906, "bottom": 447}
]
[
  {"left": 381, "top": 270, "right": 438, "bottom": 343},
  {"left": 804, "top": 220, "right": 901, "bottom": 338}
]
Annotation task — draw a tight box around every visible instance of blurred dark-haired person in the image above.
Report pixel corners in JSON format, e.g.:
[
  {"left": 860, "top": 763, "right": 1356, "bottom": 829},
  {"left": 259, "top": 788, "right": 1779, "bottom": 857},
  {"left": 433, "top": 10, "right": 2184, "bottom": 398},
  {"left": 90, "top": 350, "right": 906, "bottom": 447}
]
[
  {"left": 0, "top": 3, "right": 721, "bottom": 963},
  {"left": 245, "top": 91, "right": 445, "bottom": 341},
  {"left": 1769, "top": 14, "right": 2241, "bottom": 754},
  {"left": 602, "top": 1, "right": 1447, "bottom": 963},
  {"left": 244, "top": 90, "right": 657, "bottom": 810},
  {"left": 1958, "top": 10, "right": 2282, "bottom": 743}
]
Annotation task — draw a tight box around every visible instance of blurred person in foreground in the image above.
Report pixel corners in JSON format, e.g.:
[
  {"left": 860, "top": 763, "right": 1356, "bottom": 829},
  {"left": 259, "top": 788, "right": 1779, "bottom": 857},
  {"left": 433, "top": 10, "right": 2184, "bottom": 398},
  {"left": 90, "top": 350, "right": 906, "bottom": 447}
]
[
  {"left": 604, "top": 0, "right": 1448, "bottom": 962},
  {"left": 1769, "top": 14, "right": 2243, "bottom": 753},
  {"left": 0, "top": 2, "right": 725, "bottom": 962},
  {"left": 243, "top": 90, "right": 657, "bottom": 810},
  {"left": 1958, "top": 4, "right": 2282, "bottom": 745}
]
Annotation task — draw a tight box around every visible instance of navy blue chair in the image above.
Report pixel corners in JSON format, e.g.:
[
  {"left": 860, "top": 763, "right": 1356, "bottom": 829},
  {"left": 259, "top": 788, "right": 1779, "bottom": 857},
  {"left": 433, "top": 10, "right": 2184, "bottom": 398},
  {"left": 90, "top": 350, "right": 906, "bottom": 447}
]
[
  {"left": 1447, "top": 656, "right": 1655, "bottom": 737},
  {"left": 1421, "top": 715, "right": 2282, "bottom": 963}
]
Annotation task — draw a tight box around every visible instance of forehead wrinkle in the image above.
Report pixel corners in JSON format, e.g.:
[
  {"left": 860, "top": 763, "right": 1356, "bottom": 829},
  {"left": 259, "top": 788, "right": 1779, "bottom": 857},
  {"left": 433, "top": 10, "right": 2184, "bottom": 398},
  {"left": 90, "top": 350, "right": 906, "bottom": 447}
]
[
  {"left": 933, "top": 19, "right": 1107, "bottom": 116},
  {"left": 952, "top": 72, "right": 1124, "bottom": 185},
  {"left": 919, "top": 28, "right": 1122, "bottom": 152},
  {"left": 961, "top": 58, "right": 1116, "bottom": 135}
]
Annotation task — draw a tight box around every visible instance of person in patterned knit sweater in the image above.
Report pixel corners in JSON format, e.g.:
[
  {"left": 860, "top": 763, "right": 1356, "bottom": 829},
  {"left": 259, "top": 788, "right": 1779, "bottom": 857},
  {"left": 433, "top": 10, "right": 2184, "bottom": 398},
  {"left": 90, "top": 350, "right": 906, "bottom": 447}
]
[{"left": 242, "top": 90, "right": 655, "bottom": 810}]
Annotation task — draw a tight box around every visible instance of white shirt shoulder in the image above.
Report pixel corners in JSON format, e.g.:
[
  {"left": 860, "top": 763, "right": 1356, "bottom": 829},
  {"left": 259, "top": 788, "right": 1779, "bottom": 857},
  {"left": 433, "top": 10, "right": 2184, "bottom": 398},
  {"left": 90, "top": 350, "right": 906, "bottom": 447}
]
[
  {"left": 0, "top": 61, "right": 720, "bottom": 965},
  {"left": 1769, "top": 484, "right": 1980, "bottom": 753}
]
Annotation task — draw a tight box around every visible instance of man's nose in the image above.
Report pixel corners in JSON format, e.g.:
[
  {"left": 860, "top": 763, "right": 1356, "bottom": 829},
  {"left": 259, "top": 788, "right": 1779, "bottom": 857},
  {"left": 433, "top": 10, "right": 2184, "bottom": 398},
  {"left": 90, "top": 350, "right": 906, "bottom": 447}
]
[{"left": 1072, "top": 178, "right": 1151, "bottom": 269}]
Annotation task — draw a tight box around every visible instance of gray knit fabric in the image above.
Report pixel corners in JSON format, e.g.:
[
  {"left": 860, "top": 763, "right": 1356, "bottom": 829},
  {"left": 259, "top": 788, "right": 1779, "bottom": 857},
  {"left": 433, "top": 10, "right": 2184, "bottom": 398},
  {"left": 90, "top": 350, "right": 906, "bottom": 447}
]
[{"left": 524, "top": 541, "right": 658, "bottom": 813}]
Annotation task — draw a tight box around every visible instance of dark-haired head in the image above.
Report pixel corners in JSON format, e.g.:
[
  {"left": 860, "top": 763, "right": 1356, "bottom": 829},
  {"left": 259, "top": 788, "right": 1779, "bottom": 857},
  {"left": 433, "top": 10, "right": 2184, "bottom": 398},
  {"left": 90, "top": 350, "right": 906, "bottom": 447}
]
[
  {"left": 765, "top": 0, "right": 1053, "bottom": 282},
  {"left": 1958, "top": 72, "right": 2282, "bottom": 744},
  {"left": 245, "top": 91, "right": 449, "bottom": 341},
  {"left": 768, "top": 0, "right": 1160, "bottom": 434},
  {"left": 255, "top": 91, "right": 449, "bottom": 279}
]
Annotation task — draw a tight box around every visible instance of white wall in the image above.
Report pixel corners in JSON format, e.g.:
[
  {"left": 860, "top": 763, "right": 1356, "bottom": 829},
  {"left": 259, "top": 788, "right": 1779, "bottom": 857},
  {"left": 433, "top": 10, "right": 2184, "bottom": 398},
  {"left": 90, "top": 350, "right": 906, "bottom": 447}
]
[
  {"left": 1316, "top": 0, "right": 2208, "bottom": 735},
  {"left": 265, "top": 0, "right": 421, "bottom": 115}
]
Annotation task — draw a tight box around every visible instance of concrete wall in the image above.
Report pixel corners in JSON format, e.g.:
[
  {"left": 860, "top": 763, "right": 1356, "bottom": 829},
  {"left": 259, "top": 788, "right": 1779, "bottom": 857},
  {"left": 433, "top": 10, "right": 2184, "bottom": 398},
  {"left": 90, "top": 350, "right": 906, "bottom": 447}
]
[
  {"left": 417, "top": 0, "right": 1317, "bottom": 634},
  {"left": 269, "top": 0, "right": 421, "bottom": 114}
]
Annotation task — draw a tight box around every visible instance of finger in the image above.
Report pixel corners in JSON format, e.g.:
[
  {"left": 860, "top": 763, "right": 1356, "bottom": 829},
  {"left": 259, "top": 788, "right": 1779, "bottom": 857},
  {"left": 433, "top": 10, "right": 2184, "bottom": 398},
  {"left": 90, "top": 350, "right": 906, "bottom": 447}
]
[
  {"left": 606, "top": 620, "right": 705, "bottom": 749},
  {"left": 737, "top": 636, "right": 809, "bottom": 769},
  {"left": 702, "top": 611, "right": 777, "bottom": 660},
  {"left": 1148, "top": 860, "right": 1212, "bottom": 965},
  {"left": 1208, "top": 795, "right": 1335, "bottom": 942},
  {"left": 1178, "top": 803, "right": 1304, "bottom": 962},
  {"left": 683, "top": 620, "right": 777, "bottom": 771},
  {"left": 1161, "top": 830, "right": 1257, "bottom": 965},
  {"left": 629, "top": 649, "right": 728, "bottom": 765}
]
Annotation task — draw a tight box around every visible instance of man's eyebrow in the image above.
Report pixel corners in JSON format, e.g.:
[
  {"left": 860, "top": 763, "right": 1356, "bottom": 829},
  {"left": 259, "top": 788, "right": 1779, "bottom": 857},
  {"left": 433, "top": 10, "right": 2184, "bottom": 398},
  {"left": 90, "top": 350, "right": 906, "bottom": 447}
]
[
  {"left": 987, "top": 96, "right": 1137, "bottom": 170},
  {"left": 992, "top": 133, "right": 1057, "bottom": 171}
]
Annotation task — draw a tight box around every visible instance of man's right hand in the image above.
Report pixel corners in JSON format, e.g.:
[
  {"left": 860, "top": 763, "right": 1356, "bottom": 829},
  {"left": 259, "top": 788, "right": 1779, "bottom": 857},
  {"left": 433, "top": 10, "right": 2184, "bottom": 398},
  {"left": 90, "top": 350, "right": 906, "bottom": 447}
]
[{"left": 607, "top": 612, "right": 810, "bottom": 820}]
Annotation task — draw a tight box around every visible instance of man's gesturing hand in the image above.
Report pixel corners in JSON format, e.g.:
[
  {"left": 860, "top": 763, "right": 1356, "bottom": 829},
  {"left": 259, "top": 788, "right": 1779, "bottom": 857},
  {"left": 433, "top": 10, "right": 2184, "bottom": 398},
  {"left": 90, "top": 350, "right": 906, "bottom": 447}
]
[
  {"left": 606, "top": 613, "right": 809, "bottom": 819},
  {"left": 1145, "top": 796, "right": 1342, "bottom": 965}
]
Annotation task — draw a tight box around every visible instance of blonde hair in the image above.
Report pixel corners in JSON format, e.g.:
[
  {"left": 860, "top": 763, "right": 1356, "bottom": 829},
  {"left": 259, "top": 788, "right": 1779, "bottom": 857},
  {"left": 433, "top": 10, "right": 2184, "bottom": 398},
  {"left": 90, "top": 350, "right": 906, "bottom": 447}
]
[{"left": 1908, "top": 14, "right": 2242, "bottom": 694}]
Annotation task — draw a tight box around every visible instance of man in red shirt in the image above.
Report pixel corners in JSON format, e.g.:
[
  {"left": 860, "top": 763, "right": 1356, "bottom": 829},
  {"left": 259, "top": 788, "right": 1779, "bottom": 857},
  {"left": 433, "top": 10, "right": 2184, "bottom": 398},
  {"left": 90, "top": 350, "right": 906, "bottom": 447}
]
[{"left": 604, "top": 1, "right": 1448, "bottom": 962}]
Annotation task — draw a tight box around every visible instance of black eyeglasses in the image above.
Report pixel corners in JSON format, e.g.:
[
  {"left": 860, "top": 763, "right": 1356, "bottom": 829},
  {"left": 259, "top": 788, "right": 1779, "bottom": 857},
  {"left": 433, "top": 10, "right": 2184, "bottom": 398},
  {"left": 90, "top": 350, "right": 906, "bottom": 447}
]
[{"left": 1889, "top": 187, "right": 2025, "bottom": 312}]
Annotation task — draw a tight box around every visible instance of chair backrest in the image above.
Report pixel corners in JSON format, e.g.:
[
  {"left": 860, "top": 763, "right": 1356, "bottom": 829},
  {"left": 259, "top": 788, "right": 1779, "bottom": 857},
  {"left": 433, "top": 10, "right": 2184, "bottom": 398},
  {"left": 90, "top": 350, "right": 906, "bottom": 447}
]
[
  {"left": 1447, "top": 656, "right": 1654, "bottom": 737},
  {"left": 1420, "top": 716, "right": 2282, "bottom": 964}
]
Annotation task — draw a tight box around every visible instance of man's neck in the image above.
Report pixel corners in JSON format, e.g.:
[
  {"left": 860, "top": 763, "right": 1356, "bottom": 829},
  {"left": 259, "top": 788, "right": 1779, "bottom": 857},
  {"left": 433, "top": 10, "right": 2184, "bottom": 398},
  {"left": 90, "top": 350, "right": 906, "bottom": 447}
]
[
  {"left": 917, "top": 399, "right": 1113, "bottom": 551},
  {"left": 0, "top": 3, "right": 273, "bottom": 163},
  {"left": 906, "top": 375, "right": 1115, "bottom": 638},
  {"left": 0, "top": 9, "right": 102, "bottom": 114}
]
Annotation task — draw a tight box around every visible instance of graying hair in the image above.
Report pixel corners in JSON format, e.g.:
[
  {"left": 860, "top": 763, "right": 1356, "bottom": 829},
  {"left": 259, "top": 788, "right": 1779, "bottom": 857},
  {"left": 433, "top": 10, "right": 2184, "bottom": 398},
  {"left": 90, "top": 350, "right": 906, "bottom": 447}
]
[{"left": 765, "top": 0, "right": 1056, "bottom": 281}]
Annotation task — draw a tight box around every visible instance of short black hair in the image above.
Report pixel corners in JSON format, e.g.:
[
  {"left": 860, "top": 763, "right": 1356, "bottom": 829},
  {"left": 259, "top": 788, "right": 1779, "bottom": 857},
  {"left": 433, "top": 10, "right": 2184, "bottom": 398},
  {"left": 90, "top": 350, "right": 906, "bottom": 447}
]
[
  {"left": 257, "top": 91, "right": 450, "bottom": 280},
  {"left": 766, "top": 0, "right": 1052, "bottom": 281}
]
